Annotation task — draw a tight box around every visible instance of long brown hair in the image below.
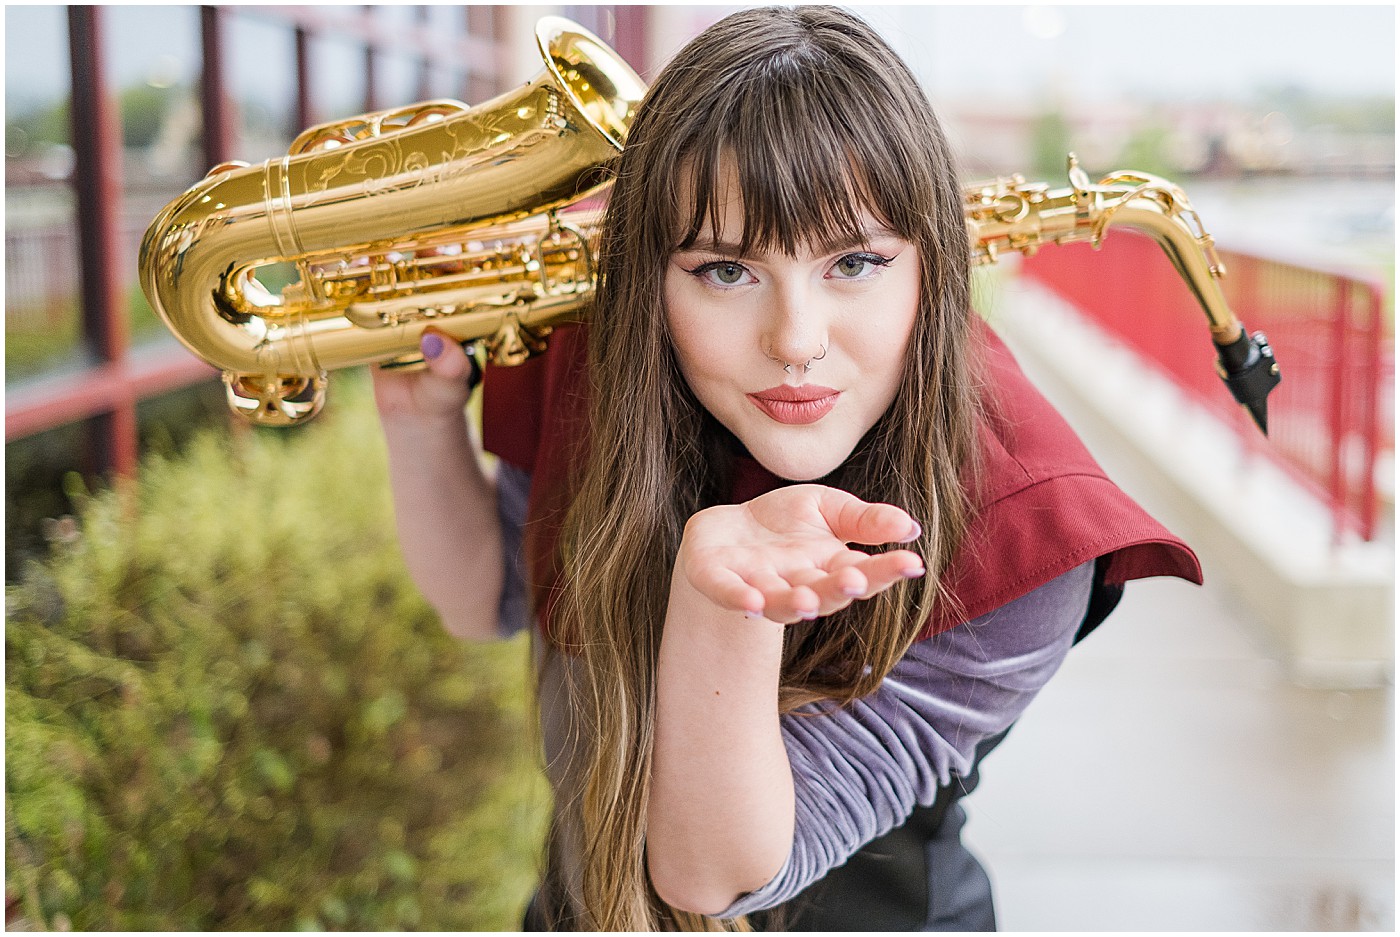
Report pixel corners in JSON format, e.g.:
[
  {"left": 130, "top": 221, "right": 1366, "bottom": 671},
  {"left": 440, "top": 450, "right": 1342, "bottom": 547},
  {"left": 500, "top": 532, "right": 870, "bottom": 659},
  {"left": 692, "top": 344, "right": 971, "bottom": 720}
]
[{"left": 541, "top": 6, "right": 982, "bottom": 930}]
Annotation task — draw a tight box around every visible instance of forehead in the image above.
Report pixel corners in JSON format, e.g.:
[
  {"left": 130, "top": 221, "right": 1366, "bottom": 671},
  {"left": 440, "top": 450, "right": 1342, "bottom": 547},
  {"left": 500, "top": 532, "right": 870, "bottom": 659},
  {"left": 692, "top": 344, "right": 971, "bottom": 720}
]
[{"left": 670, "top": 152, "right": 889, "bottom": 255}]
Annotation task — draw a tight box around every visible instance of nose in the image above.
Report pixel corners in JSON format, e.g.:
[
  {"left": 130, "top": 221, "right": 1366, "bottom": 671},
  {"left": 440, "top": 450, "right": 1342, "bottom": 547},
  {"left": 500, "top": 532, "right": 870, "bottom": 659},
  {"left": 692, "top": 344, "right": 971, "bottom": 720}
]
[{"left": 763, "top": 280, "right": 828, "bottom": 373}]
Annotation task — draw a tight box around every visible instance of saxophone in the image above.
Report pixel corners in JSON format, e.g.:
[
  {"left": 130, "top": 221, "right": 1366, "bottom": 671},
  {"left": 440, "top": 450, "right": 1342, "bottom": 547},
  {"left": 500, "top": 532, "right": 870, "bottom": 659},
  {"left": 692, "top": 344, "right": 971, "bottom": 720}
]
[{"left": 139, "top": 17, "right": 1280, "bottom": 432}]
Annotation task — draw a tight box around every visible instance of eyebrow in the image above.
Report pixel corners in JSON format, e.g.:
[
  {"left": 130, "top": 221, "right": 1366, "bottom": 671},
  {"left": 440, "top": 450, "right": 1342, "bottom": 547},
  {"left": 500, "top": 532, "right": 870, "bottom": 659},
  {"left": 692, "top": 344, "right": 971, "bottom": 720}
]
[{"left": 678, "top": 225, "right": 901, "bottom": 257}]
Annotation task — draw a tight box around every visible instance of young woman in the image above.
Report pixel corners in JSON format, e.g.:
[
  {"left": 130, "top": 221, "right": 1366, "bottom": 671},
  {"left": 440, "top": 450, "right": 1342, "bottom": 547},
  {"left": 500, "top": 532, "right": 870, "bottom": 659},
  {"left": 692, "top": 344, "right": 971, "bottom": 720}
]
[{"left": 374, "top": 6, "right": 1201, "bottom": 931}]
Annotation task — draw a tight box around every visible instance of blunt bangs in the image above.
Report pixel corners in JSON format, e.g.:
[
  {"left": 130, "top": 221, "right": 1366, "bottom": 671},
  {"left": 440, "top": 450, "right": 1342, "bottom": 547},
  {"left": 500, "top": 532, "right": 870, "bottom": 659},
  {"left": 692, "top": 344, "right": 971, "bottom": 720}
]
[{"left": 670, "top": 44, "right": 929, "bottom": 258}]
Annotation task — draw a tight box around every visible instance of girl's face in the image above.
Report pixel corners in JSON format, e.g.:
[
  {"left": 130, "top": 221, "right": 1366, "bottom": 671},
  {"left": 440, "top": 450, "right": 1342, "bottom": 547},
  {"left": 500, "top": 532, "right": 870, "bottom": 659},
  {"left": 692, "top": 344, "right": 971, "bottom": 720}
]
[{"left": 664, "top": 169, "right": 921, "bottom": 481}]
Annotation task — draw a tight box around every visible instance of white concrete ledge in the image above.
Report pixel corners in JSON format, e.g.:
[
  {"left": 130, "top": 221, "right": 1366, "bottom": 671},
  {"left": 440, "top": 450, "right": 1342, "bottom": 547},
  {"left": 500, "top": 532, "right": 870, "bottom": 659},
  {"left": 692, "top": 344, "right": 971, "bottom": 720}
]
[{"left": 984, "top": 274, "right": 1394, "bottom": 689}]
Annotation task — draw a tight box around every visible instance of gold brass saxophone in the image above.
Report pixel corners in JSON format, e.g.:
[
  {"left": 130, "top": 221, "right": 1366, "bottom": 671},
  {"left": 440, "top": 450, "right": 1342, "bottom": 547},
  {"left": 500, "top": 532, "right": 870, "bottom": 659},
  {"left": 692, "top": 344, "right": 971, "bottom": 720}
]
[
  {"left": 140, "top": 17, "right": 1279, "bottom": 432},
  {"left": 139, "top": 17, "right": 643, "bottom": 425}
]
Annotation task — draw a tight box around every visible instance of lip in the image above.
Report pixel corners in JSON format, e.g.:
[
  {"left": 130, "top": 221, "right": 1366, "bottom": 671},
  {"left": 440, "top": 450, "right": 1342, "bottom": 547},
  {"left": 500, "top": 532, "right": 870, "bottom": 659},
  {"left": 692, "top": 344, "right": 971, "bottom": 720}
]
[{"left": 747, "top": 385, "right": 840, "bottom": 425}]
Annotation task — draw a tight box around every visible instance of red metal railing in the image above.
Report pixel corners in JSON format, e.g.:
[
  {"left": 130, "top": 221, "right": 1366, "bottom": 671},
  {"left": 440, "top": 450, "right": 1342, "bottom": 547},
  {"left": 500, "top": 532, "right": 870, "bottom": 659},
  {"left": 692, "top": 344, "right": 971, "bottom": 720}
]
[{"left": 1021, "top": 232, "right": 1389, "bottom": 541}]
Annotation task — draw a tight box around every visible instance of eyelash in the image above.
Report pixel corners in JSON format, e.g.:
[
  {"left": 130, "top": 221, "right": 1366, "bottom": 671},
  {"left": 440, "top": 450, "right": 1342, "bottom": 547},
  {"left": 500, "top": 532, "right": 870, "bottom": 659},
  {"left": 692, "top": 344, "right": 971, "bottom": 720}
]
[
  {"left": 831, "top": 252, "right": 895, "bottom": 277},
  {"left": 684, "top": 252, "right": 895, "bottom": 286}
]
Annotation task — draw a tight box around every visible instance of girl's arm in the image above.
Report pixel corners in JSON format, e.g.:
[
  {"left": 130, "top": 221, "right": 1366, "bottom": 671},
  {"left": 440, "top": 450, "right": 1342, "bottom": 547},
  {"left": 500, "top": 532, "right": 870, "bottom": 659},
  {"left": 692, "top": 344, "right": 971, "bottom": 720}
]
[
  {"left": 646, "top": 485, "right": 924, "bottom": 914},
  {"left": 695, "top": 560, "right": 1093, "bottom": 921},
  {"left": 373, "top": 331, "right": 504, "bottom": 641}
]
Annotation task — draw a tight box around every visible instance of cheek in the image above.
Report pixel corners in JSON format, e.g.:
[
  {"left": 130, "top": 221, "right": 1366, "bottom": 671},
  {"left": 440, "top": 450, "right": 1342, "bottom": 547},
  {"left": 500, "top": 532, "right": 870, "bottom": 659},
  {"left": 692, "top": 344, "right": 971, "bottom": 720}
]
[
  {"left": 663, "top": 277, "right": 727, "bottom": 390},
  {"left": 662, "top": 277, "right": 700, "bottom": 376},
  {"left": 843, "top": 278, "right": 920, "bottom": 377},
  {"left": 884, "top": 269, "right": 922, "bottom": 368},
  {"left": 664, "top": 272, "right": 767, "bottom": 373}
]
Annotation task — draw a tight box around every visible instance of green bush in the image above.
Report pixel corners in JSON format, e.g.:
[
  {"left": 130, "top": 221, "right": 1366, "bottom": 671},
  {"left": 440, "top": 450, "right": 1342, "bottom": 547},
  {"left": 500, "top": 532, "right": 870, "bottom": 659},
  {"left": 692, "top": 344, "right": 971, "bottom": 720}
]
[
  {"left": 5, "top": 285, "right": 167, "bottom": 385},
  {"left": 5, "top": 373, "right": 549, "bottom": 930}
]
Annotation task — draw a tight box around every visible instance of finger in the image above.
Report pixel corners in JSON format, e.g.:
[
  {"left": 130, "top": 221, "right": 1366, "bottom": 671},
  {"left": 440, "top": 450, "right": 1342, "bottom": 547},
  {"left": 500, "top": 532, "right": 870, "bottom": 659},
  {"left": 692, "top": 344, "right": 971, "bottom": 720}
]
[
  {"left": 775, "top": 567, "right": 846, "bottom": 618},
  {"left": 413, "top": 330, "right": 481, "bottom": 413},
  {"left": 420, "top": 329, "right": 475, "bottom": 382},
  {"left": 815, "top": 488, "right": 921, "bottom": 546},
  {"left": 745, "top": 569, "right": 821, "bottom": 623},
  {"left": 846, "top": 549, "right": 926, "bottom": 596},
  {"left": 688, "top": 565, "right": 765, "bottom": 614},
  {"left": 803, "top": 565, "right": 871, "bottom": 612}
]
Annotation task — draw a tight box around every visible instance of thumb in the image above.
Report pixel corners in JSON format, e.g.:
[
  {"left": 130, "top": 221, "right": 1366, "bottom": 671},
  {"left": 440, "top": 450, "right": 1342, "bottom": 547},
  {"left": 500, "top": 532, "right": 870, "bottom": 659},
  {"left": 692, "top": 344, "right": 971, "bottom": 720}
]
[
  {"left": 420, "top": 329, "right": 481, "bottom": 387},
  {"left": 816, "top": 487, "right": 921, "bottom": 546}
]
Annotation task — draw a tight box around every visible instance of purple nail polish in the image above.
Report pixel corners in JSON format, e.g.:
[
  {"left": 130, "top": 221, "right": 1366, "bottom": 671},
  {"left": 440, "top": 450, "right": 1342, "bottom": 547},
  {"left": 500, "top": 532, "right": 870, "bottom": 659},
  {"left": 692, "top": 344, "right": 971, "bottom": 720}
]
[
  {"left": 901, "top": 520, "right": 922, "bottom": 543},
  {"left": 421, "top": 333, "right": 444, "bottom": 359}
]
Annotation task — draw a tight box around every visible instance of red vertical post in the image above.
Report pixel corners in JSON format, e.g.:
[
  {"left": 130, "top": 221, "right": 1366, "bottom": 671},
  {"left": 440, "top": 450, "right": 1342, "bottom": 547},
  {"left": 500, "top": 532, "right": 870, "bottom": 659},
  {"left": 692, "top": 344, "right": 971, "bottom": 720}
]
[
  {"left": 611, "top": 5, "right": 650, "bottom": 74},
  {"left": 465, "top": 5, "right": 496, "bottom": 103},
  {"left": 1327, "top": 278, "right": 1349, "bottom": 543},
  {"left": 201, "top": 5, "right": 232, "bottom": 167},
  {"left": 68, "top": 5, "right": 137, "bottom": 477},
  {"left": 1357, "top": 282, "right": 1382, "bottom": 541},
  {"left": 295, "top": 25, "right": 313, "bottom": 133}
]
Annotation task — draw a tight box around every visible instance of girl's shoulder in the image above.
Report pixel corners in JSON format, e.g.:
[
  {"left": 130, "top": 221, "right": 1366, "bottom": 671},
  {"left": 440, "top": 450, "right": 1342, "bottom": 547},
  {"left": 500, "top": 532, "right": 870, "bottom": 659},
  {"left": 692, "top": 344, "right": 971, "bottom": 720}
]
[{"left": 921, "top": 324, "right": 1202, "bottom": 638}]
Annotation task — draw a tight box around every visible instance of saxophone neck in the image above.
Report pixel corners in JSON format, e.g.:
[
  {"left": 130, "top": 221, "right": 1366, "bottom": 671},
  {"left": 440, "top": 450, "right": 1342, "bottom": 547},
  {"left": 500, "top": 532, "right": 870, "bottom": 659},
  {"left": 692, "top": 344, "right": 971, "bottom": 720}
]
[
  {"left": 966, "top": 154, "right": 1243, "bottom": 341},
  {"left": 967, "top": 155, "right": 1280, "bottom": 435}
]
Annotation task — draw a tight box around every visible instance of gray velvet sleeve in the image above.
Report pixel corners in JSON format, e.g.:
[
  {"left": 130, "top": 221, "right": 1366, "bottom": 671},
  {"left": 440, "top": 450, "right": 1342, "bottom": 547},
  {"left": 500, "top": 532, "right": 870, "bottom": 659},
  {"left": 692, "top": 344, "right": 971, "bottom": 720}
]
[
  {"left": 719, "top": 559, "right": 1094, "bottom": 918},
  {"left": 495, "top": 461, "right": 532, "bottom": 638}
]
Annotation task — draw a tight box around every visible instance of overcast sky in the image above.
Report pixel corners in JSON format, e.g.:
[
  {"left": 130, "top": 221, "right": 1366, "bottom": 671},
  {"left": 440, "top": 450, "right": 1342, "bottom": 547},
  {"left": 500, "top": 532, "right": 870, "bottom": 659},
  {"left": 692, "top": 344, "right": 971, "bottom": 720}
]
[
  {"left": 4, "top": 3, "right": 1395, "bottom": 114},
  {"left": 865, "top": 3, "right": 1395, "bottom": 103}
]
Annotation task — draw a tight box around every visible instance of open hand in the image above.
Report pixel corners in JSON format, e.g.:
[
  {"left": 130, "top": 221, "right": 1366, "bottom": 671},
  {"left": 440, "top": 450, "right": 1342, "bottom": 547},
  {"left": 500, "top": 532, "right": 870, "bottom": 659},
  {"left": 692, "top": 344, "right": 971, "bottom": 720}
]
[{"left": 677, "top": 484, "right": 925, "bottom": 625}]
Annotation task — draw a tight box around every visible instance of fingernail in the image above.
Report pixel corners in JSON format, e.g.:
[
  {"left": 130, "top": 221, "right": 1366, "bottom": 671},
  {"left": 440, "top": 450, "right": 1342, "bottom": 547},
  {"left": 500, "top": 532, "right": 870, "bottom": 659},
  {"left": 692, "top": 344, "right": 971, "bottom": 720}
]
[
  {"left": 842, "top": 585, "right": 864, "bottom": 597},
  {"left": 421, "top": 333, "right": 444, "bottom": 360},
  {"left": 900, "top": 521, "right": 922, "bottom": 543},
  {"left": 797, "top": 609, "right": 819, "bottom": 620},
  {"left": 902, "top": 565, "right": 925, "bottom": 579}
]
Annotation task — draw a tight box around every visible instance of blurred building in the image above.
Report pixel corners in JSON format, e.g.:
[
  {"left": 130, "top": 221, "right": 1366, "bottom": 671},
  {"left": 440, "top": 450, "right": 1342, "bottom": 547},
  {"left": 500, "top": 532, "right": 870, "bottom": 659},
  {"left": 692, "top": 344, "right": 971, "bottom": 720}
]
[{"left": 943, "top": 98, "right": 1394, "bottom": 181}]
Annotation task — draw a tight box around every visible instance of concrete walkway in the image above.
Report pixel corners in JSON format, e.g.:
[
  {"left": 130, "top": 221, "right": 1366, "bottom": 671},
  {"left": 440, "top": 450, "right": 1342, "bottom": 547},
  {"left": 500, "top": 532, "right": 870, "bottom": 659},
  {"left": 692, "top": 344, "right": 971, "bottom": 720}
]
[{"left": 962, "top": 277, "right": 1395, "bottom": 931}]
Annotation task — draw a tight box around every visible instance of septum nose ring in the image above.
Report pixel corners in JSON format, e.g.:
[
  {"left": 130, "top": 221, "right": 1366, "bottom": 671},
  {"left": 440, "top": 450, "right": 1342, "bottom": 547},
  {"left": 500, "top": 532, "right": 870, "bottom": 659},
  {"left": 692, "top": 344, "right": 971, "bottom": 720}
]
[{"left": 782, "top": 344, "right": 828, "bottom": 375}]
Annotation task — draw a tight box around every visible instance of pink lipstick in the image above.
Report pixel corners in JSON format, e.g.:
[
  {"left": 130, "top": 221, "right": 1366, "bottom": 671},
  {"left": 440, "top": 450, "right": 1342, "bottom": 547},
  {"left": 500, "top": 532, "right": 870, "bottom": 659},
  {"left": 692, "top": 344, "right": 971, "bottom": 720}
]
[{"left": 747, "top": 385, "right": 840, "bottom": 425}]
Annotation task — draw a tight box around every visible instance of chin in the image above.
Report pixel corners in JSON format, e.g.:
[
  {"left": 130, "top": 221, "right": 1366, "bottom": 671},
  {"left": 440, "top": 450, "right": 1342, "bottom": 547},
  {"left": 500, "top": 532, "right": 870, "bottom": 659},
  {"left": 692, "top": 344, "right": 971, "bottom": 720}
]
[{"left": 746, "top": 441, "right": 852, "bottom": 483}]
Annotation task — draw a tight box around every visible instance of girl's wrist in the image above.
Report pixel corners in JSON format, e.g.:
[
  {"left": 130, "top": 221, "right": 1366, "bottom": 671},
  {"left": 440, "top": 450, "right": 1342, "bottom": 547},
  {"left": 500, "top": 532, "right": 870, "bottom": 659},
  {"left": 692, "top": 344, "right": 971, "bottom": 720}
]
[
  {"left": 379, "top": 409, "right": 474, "bottom": 448},
  {"left": 665, "top": 561, "right": 786, "bottom": 653}
]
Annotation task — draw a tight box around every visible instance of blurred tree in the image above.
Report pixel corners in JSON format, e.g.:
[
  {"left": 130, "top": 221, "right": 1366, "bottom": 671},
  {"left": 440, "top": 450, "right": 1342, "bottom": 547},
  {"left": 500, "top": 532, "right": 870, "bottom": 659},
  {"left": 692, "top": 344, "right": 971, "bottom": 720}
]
[
  {"left": 1030, "top": 107, "right": 1073, "bottom": 182},
  {"left": 1257, "top": 84, "right": 1395, "bottom": 133},
  {"left": 5, "top": 82, "right": 186, "bottom": 157},
  {"left": 118, "top": 83, "right": 178, "bottom": 149},
  {"left": 5, "top": 100, "right": 70, "bottom": 157},
  {"left": 6, "top": 377, "right": 549, "bottom": 930},
  {"left": 1117, "top": 122, "right": 1180, "bottom": 179}
]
